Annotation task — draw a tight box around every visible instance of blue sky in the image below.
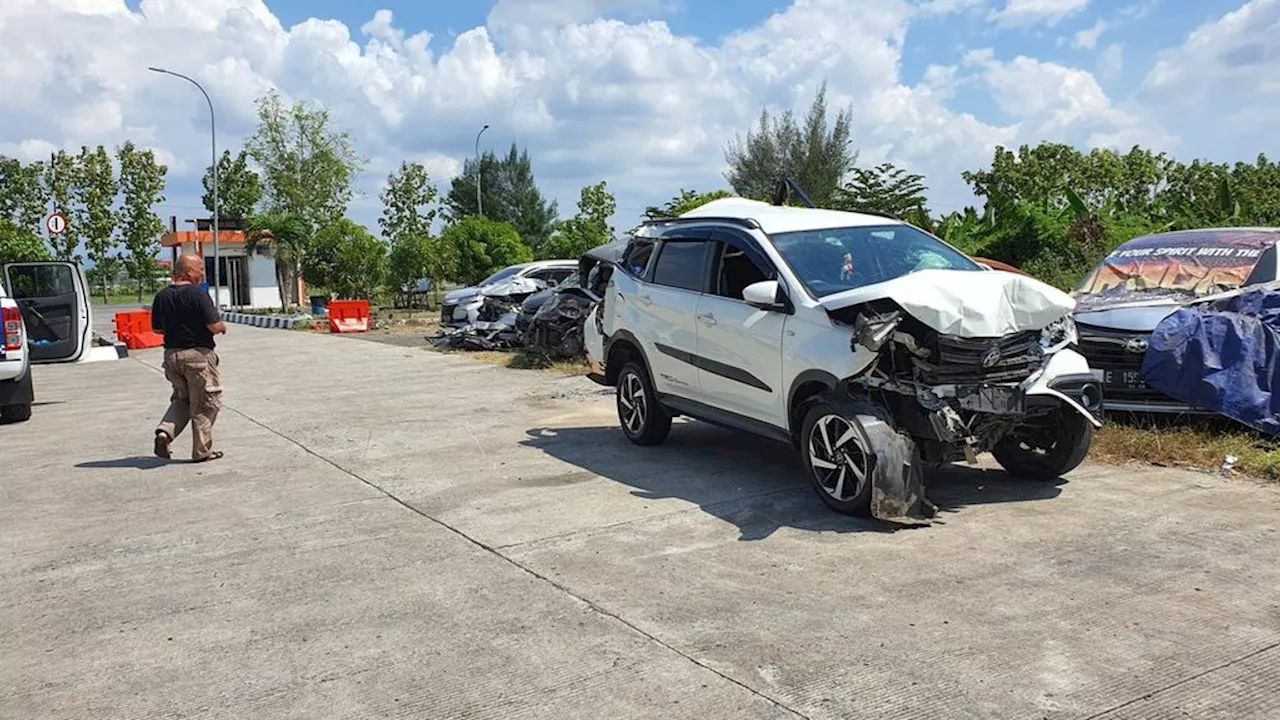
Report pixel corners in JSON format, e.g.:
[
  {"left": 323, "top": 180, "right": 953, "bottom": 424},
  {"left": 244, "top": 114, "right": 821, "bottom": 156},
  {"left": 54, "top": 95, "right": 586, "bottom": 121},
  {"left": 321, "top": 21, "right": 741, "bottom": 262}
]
[{"left": 7, "top": 0, "right": 1280, "bottom": 239}]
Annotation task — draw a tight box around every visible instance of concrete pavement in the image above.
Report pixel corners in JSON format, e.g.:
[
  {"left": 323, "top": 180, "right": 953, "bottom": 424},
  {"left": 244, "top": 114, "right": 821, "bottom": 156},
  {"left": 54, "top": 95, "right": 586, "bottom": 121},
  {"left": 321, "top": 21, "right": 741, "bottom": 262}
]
[{"left": 3, "top": 326, "right": 1279, "bottom": 719}]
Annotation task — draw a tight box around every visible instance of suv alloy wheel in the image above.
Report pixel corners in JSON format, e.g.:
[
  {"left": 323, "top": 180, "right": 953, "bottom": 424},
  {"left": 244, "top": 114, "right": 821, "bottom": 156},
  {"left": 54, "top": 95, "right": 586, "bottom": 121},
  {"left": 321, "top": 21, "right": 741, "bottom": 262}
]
[{"left": 616, "top": 361, "right": 672, "bottom": 446}]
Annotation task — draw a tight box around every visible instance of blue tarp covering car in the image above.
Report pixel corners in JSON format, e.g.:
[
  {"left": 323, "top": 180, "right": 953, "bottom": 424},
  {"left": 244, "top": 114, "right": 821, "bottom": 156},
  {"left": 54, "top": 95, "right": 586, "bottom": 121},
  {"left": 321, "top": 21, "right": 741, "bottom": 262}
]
[{"left": 1141, "top": 288, "right": 1280, "bottom": 435}]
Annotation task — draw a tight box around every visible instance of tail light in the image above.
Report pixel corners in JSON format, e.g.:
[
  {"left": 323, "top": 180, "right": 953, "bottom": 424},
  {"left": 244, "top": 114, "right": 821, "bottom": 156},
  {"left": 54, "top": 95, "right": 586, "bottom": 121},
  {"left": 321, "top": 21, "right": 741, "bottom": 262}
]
[{"left": 3, "top": 306, "right": 23, "bottom": 351}]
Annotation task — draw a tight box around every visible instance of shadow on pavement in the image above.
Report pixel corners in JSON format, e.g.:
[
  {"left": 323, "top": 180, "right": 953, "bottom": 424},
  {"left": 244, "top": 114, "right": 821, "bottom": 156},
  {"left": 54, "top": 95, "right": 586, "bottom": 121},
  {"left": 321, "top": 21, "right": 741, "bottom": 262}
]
[
  {"left": 523, "top": 420, "right": 1065, "bottom": 541},
  {"left": 76, "top": 456, "right": 168, "bottom": 470}
]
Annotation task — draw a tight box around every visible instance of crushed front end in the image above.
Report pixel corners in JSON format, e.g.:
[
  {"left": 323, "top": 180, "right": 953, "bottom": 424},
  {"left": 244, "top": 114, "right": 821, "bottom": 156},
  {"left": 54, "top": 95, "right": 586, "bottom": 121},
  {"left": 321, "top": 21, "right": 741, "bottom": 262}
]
[{"left": 825, "top": 296, "right": 1103, "bottom": 524}]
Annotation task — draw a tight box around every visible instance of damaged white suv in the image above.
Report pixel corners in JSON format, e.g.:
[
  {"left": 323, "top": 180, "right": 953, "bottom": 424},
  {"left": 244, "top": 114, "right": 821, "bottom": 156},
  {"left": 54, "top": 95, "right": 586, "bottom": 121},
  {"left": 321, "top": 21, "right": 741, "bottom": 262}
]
[{"left": 584, "top": 197, "right": 1103, "bottom": 523}]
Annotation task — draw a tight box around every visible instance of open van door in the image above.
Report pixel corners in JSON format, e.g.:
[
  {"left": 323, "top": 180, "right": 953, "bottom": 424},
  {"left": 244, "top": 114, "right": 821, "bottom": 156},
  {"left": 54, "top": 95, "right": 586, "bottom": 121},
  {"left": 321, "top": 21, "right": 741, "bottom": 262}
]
[{"left": 2, "top": 262, "right": 93, "bottom": 363}]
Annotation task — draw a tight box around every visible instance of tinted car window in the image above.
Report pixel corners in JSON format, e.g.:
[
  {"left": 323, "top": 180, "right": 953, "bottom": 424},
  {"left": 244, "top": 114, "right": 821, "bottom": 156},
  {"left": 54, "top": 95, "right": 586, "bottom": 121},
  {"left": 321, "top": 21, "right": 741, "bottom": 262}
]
[
  {"left": 545, "top": 268, "right": 575, "bottom": 284},
  {"left": 713, "top": 243, "right": 771, "bottom": 301},
  {"left": 652, "top": 241, "right": 711, "bottom": 292},
  {"left": 620, "top": 239, "right": 655, "bottom": 277},
  {"left": 8, "top": 264, "right": 75, "bottom": 299}
]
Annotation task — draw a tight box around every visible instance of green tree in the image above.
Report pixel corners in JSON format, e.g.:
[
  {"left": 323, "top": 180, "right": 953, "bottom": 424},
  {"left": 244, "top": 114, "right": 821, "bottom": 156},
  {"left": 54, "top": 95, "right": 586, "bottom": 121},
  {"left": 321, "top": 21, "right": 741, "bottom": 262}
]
[
  {"left": 445, "top": 144, "right": 558, "bottom": 251},
  {"left": 540, "top": 181, "right": 617, "bottom": 260},
  {"left": 245, "top": 212, "right": 310, "bottom": 311},
  {"left": 0, "top": 157, "right": 50, "bottom": 238},
  {"left": 387, "top": 232, "right": 452, "bottom": 296},
  {"left": 724, "top": 81, "right": 855, "bottom": 205},
  {"left": 246, "top": 90, "right": 365, "bottom": 229},
  {"left": 644, "top": 188, "right": 734, "bottom": 219},
  {"left": 117, "top": 142, "right": 168, "bottom": 301},
  {"left": 0, "top": 218, "right": 52, "bottom": 265},
  {"left": 302, "top": 219, "right": 387, "bottom": 300},
  {"left": 74, "top": 146, "right": 119, "bottom": 302},
  {"left": 380, "top": 161, "right": 439, "bottom": 242},
  {"left": 45, "top": 150, "right": 80, "bottom": 261},
  {"left": 203, "top": 149, "right": 262, "bottom": 221},
  {"left": 832, "top": 162, "right": 930, "bottom": 217},
  {"left": 440, "top": 217, "right": 532, "bottom": 285},
  {"left": 245, "top": 90, "right": 364, "bottom": 304}
]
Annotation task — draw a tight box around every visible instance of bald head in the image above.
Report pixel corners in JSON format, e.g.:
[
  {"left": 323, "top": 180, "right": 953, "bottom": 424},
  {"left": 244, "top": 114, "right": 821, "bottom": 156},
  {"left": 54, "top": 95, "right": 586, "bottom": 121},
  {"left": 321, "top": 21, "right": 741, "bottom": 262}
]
[{"left": 174, "top": 254, "right": 205, "bottom": 284}]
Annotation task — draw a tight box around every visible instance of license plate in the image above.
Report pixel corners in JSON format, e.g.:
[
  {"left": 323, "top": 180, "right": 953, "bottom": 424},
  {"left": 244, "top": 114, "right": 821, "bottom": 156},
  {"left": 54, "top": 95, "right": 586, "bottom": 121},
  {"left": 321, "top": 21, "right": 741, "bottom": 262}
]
[
  {"left": 1103, "top": 369, "right": 1145, "bottom": 389},
  {"left": 955, "top": 384, "right": 1024, "bottom": 414}
]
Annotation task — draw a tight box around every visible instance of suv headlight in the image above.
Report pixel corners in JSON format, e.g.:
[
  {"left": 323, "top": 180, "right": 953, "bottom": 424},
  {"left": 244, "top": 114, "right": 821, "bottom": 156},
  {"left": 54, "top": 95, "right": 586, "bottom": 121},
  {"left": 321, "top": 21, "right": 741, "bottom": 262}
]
[{"left": 1041, "top": 316, "right": 1077, "bottom": 351}]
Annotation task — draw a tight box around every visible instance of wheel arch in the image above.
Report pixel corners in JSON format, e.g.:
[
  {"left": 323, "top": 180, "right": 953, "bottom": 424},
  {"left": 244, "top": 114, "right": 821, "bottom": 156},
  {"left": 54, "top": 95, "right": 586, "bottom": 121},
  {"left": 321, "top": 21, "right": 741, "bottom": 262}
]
[
  {"left": 787, "top": 370, "right": 840, "bottom": 446},
  {"left": 604, "top": 329, "right": 651, "bottom": 386}
]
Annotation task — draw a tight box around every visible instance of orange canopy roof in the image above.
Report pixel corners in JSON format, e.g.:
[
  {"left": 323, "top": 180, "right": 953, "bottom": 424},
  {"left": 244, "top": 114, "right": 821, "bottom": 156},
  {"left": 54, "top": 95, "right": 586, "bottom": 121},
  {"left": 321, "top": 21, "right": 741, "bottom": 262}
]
[{"left": 160, "top": 229, "right": 250, "bottom": 248}]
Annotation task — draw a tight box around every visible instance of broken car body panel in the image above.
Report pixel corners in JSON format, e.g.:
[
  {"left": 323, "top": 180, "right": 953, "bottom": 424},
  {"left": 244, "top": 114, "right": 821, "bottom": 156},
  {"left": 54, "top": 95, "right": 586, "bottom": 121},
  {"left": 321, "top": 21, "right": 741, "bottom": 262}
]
[{"left": 817, "top": 268, "right": 1076, "bottom": 339}]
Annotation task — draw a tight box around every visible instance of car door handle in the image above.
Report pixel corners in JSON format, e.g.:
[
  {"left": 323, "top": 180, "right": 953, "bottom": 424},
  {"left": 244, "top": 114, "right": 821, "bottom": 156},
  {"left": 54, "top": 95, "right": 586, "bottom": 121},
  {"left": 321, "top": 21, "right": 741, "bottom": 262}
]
[
  {"left": 635, "top": 295, "right": 653, "bottom": 307},
  {"left": 697, "top": 312, "right": 717, "bottom": 326}
]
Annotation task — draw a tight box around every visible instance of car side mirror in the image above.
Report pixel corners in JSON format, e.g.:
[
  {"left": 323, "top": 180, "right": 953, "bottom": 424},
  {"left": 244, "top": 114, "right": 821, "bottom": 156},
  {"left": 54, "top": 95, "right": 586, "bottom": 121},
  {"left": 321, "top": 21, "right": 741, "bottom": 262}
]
[{"left": 742, "top": 280, "right": 785, "bottom": 311}]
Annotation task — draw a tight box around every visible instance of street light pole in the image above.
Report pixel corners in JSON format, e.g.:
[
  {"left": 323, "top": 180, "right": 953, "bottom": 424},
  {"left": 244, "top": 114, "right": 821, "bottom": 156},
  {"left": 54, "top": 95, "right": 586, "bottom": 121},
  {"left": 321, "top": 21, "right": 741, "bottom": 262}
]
[
  {"left": 475, "top": 124, "right": 489, "bottom": 218},
  {"left": 149, "top": 66, "right": 220, "bottom": 305}
]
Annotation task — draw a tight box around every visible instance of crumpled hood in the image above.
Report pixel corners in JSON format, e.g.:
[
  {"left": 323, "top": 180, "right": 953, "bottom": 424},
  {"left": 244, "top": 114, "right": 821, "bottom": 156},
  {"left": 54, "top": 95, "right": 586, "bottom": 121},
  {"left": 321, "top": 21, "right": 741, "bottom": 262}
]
[{"left": 819, "top": 268, "right": 1075, "bottom": 337}]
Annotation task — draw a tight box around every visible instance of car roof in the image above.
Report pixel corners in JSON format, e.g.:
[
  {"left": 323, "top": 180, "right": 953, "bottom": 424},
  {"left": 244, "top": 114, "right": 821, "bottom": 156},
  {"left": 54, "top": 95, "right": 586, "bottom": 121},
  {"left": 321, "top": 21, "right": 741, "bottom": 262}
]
[
  {"left": 678, "top": 197, "right": 905, "bottom": 234},
  {"left": 516, "top": 259, "right": 578, "bottom": 270}
]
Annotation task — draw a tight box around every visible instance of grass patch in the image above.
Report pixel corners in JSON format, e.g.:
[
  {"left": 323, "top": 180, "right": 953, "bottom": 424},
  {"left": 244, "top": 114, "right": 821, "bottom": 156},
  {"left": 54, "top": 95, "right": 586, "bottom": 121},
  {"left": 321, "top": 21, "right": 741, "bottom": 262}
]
[
  {"left": 1093, "top": 414, "right": 1280, "bottom": 479},
  {"left": 92, "top": 293, "right": 154, "bottom": 306},
  {"left": 461, "top": 349, "right": 591, "bottom": 376}
]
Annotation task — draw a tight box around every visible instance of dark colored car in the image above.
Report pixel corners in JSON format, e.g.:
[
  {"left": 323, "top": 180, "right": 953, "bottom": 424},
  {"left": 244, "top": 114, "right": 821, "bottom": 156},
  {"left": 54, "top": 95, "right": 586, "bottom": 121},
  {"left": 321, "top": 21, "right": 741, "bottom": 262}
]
[{"left": 1072, "top": 227, "right": 1280, "bottom": 413}]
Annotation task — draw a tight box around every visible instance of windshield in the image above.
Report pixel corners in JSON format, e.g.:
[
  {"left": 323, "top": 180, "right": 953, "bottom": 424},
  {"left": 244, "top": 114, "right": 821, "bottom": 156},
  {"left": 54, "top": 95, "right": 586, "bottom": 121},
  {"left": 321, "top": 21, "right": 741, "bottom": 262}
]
[
  {"left": 770, "top": 224, "right": 980, "bottom": 299},
  {"left": 1075, "top": 230, "right": 1274, "bottom": 310},
  {"left": 479, "top": 266, "right": 522, "bottom": 287}
]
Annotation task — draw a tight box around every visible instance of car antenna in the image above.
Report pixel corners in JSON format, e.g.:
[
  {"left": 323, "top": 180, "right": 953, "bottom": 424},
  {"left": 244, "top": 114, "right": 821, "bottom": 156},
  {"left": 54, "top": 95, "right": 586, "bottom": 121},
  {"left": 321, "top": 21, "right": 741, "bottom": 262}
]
[{"left": 772, "top": 178, "right": 817, "bottom": 208}]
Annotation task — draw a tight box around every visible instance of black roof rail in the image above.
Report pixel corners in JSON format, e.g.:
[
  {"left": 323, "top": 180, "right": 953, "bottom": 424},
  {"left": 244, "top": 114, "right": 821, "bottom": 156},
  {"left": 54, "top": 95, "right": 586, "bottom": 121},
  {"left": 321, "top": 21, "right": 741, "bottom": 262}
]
[
  {"left": 847, "top": 208, "right": 902, "bottom": 221},
  {"left": 639, "top": 215, "right": 762, "bottom": 230}
]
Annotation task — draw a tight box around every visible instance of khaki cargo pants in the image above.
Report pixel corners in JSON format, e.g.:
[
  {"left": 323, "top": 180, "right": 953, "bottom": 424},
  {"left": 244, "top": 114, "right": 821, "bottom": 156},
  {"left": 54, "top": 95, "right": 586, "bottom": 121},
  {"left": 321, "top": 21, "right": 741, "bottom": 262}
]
[{"left": 157, "top": 348, "right": 222, "bottom": 461}]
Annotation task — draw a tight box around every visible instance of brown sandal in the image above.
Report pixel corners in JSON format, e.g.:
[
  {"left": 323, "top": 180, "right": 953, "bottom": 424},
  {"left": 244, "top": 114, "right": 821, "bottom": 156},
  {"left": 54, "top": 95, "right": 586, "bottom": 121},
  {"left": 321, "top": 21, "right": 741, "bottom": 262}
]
[{"left": 193, "top": 451, "right": 224, "bottom": 463}]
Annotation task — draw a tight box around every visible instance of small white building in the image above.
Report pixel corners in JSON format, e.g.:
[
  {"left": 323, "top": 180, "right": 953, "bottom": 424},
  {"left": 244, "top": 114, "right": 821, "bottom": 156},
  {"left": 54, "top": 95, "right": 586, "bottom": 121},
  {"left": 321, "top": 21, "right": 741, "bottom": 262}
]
[{"left": 161, "top": 228, "right": 303, "bottom": 310}]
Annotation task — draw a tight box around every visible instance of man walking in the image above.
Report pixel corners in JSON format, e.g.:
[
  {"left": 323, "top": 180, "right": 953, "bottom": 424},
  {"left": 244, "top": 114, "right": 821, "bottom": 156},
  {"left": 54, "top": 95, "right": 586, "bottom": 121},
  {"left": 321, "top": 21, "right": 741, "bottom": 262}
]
[{"left": 151, "top": 255, "right": 226, "bottom": 462}]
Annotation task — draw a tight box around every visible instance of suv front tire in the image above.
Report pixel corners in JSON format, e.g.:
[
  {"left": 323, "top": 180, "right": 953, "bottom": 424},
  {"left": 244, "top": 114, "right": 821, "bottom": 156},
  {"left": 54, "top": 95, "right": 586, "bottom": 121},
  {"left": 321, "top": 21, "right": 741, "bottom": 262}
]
[{"left": 616, "top": 361, "right": 672, "bottom": 446}]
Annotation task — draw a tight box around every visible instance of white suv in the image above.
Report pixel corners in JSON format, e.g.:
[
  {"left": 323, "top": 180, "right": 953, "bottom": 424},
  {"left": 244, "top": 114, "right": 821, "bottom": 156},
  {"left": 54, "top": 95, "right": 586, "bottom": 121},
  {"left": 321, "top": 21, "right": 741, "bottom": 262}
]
[{"left": 584, "top": 198, "right": 1104, "bottom": 523}]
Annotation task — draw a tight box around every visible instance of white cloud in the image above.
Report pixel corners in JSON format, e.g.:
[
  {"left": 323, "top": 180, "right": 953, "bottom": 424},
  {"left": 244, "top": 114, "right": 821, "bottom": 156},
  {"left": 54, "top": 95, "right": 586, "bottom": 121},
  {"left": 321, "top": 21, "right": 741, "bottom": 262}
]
[
  {"left": 989, "top": 0, "right": 1090, "bottom": 29},
  {"left": 0, "top": 0, "right": 1197, "bottom": 228},
  {"left": 1133, "top": 0, "right": 1280, "bottom": 161},
  {"left": 964, "top": 51, "right": 1173, "bottom": 150},
  {"left": 1072, "top": 19, "right": 1108, "bottom": 49},
  {"left": 914, "top": 0, "right": 987, "bottom": 15},
  {"left": 1099, "top": 43, "right": 1123, "bottom": 79},
  {"left": 1140, "top": 0, "right": 1280, "bottom": 103}
]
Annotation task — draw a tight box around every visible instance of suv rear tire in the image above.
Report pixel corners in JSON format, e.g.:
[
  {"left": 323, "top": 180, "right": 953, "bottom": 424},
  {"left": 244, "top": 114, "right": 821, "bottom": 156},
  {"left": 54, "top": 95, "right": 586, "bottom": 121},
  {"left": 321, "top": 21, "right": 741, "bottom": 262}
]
[
  {"left": 1, "top": 403, "right": 32, "bottom": 423},
  {"left": 616, "top": 361, "right": 672, "bottom": 446},
  {"left": 992, "top": 406, "right": 1094, "bottom": 480}
]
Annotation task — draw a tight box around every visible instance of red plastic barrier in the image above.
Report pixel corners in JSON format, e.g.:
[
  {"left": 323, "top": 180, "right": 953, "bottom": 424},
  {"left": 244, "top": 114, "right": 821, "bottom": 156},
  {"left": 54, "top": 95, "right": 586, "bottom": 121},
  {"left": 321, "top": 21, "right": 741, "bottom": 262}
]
[
  {"left": 327, "top": 300, "right": 371, "bottom": 333},
  {"left": 114, "top": 310, "right": 165, "bottom": 350}
]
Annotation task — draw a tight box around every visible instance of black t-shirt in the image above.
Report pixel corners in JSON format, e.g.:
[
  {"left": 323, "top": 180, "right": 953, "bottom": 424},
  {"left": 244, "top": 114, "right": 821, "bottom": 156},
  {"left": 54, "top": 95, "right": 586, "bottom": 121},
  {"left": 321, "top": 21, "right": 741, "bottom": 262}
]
[{"left": 151, "top": 283, "right": 219, "bottom": 350}]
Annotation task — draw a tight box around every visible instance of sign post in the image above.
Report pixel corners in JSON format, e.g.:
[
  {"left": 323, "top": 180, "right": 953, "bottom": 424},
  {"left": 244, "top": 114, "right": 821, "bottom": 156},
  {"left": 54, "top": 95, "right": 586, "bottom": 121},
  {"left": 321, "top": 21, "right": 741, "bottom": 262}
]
[{"left": 45, "top": 212, "right": 68, "bottom": 236}]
